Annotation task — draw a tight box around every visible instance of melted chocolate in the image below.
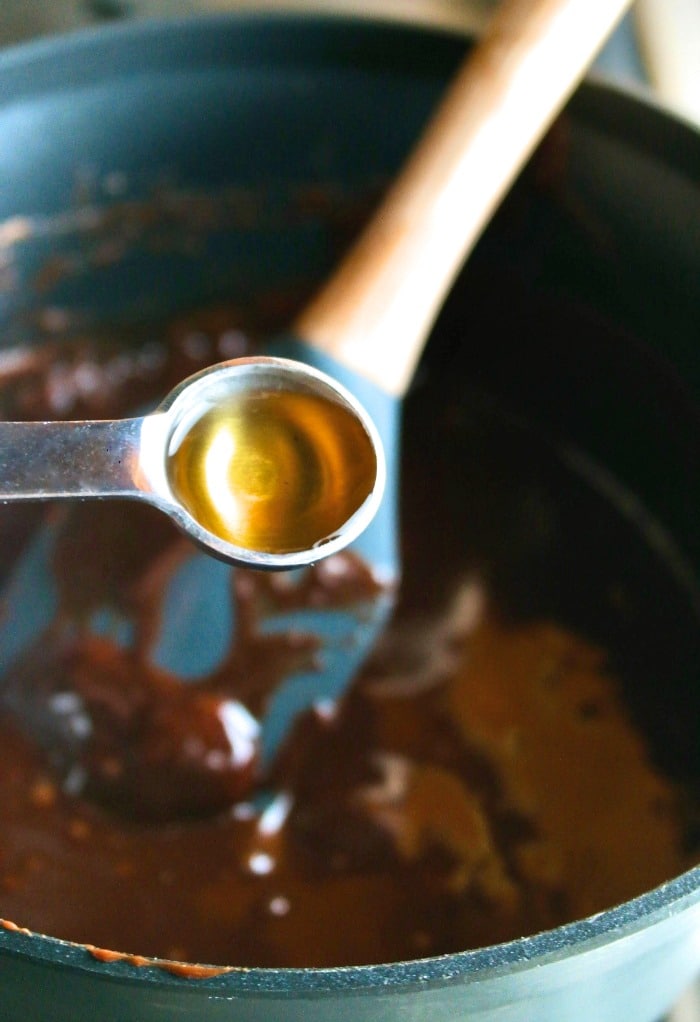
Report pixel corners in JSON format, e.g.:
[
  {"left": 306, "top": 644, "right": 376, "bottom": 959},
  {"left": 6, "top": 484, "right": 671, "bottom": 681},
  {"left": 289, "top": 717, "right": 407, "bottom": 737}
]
[{"left": 0, "top": 303, "right": 694, "bottom": 968}]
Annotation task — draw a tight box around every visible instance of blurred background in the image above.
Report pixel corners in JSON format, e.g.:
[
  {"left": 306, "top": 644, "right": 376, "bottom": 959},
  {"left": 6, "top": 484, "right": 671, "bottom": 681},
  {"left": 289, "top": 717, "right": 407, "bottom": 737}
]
[
  {"left": 0, "top": 1, "right": 698, "bottom": 126},
  {"left": 0, "top": 1, "right": 698, "bottom": 1018}
]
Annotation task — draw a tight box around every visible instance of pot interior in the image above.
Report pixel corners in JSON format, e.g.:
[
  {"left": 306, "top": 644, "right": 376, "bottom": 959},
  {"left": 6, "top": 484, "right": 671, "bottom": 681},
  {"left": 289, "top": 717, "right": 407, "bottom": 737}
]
[{"left": 0, "top": 12, "right": 698, "bottom": 977}]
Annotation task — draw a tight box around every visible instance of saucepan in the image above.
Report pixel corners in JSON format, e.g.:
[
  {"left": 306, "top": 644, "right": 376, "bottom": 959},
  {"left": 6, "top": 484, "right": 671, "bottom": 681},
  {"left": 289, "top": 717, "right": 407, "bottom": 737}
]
[{"left": 0, "top": 11, "right": 699, "bottom": 1022}]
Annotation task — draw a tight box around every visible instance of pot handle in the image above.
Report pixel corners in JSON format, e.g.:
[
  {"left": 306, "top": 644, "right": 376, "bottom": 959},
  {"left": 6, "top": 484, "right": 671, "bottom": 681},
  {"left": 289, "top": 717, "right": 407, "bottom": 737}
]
[{"left": 635, "top": 0, "right": 700, "bottom": 126}]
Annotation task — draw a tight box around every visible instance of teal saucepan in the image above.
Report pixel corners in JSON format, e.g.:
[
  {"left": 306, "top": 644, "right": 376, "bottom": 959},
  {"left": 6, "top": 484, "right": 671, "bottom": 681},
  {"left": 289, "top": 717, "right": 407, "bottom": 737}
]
[{"left": 0, "top": 9, "right": 698, "bottom": 1022}]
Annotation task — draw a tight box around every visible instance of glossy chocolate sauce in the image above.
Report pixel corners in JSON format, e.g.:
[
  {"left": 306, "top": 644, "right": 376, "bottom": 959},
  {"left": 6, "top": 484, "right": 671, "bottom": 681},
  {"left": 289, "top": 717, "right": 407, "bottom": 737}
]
[{"left": 0, "top": 302, "right": 694, "bottom": 969}]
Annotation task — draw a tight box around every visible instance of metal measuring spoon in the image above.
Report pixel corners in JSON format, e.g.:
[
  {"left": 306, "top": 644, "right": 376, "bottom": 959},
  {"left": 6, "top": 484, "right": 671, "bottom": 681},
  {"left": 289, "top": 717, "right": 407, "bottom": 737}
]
[{"left": 0, "top": 356, "right": 385, "bottom": 570}]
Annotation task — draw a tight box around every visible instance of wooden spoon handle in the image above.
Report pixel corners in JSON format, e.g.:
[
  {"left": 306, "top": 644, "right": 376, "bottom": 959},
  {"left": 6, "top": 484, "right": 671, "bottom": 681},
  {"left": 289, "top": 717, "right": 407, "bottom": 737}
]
[{"left": 295, "top": 0, "right": 632, "bottom": 396}]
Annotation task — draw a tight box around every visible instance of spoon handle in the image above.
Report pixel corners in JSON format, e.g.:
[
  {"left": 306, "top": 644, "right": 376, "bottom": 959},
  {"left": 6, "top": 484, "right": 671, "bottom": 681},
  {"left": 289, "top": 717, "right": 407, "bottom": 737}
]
[
  {"left": 0, "top": 418, "right": 145, "bottom": 501},
  {"left": 295, "top": 0, "right": 632, "bottom": 396}
]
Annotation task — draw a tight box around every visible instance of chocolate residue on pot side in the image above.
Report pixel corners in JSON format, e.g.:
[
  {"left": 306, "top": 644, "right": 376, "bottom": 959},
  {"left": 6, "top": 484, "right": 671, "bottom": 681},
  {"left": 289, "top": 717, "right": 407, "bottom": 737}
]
[
  {"left": 0, "top": 299, "right": 694, "bottom": 969},
  {"left": 85, "top": 945, "right": 234, "bottom": 980}
]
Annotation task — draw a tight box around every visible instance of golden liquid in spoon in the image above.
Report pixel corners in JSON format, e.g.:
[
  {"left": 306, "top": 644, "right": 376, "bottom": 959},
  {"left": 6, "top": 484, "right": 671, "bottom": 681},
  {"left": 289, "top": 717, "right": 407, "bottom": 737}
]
[{"left": 167, "top": 389, "right": 377, "bottom": 554}]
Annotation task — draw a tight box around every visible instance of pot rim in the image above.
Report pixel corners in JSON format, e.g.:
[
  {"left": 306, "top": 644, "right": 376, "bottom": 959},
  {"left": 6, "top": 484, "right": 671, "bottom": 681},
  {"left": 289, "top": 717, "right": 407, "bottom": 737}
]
[{"left": 0, "top": 8, "right": 699, "bottom": 995}]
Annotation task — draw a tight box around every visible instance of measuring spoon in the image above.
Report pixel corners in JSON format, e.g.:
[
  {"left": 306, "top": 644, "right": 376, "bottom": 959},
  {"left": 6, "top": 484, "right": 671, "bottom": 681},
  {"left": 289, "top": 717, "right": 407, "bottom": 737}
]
[{"left": 0, "top": 357, "right": 385, "bottom": 570}]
